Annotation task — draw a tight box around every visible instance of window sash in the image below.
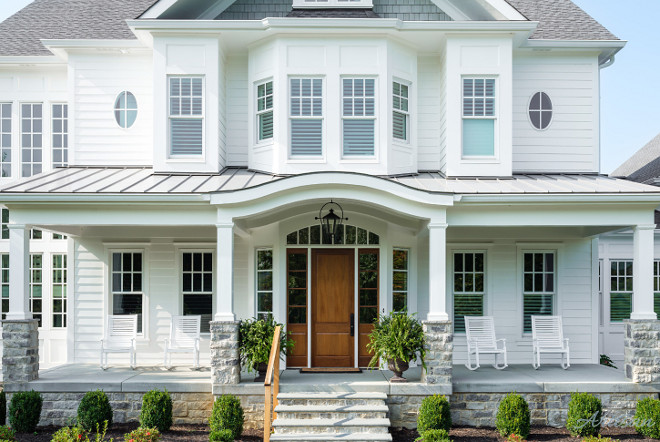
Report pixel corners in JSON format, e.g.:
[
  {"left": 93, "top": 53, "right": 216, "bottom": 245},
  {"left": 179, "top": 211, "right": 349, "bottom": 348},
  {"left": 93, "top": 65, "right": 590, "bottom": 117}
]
[
  {"left": 30, "top": 254, "right": 43, "bottom": 327},
  {"left": 257, "top": 81, "right": 274, "bottom": 142},
  {"left": 392, "top": 248, "right": 408, "bottom": 313},
  {"left": 21, "top": 103, "right": 43, "bottom": 178},
  {"left": 0, "top": 103, "right": 11, "bottom": 178},
  {"left": 610, "top": 259, "right": 633, "bottom": 322},
  {"left": 256, "top": 248, "right": 273, "bottom": 320},
  {"left": 342, "top": 78, "right": 375, "bottom": 157},
  {"left": 52, "top": 254, "right": 67, "bottom": 328},
  {"left": 290, "top": 78, "right": 323, "bottom": 157},
  {"left": 453, "top": 252, "right": 486, "bottom": 333},
  {"left": 169, "top": 77, "right": 204, "bottom": 157},
  {"left": 181, "top": 251, "right": 213, "bottom": 333},
  {"left": 111, "top": 252, "right": 144, "bottom": 333},
  {"left": 52, "top": 103, "right": 68, "bottom": 167},
  {"left": 522, "top": 252, "right": 555, "bottom": 332},
  {"left": 392, "top": 82, "right": 409, "bottom": 141}
]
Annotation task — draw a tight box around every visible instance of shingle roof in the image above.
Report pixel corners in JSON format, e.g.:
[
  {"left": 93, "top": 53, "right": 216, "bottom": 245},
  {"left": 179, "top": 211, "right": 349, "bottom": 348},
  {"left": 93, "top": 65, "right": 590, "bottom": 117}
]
[
  {"left": 0, "top": 0, "right": 618, "bottom": 57},
  {"left": 611, "top": 133, "right": 660, "bottom": 183},
  {"left": 0, "top": 0, "right": 159, "bottom": 56}
]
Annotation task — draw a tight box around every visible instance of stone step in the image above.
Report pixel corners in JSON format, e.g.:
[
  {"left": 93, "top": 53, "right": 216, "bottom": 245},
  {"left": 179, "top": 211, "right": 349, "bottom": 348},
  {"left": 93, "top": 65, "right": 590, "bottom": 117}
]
[
  {"left": 270, "top": 433, "right": 393, "bottom": 441},
  {"left": 277, "top": 392, "right": 388, "bottom": 407},
  {"left": 275, "top": 404, "right": 389, "bottom": 420},
  {"left": 272, "top": 418, "right": 391, "bottom": 435}
]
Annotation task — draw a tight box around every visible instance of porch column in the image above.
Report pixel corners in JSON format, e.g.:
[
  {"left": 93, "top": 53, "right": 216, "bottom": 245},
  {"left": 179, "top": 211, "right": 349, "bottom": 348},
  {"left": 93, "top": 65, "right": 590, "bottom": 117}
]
[
  {"left": 215, "top": 222, "right": 235, "bottom": 322},
  {"left": 3, "top": 224, "right": 39, "bottom": 391},
  {"left": 427, "top": 222, "right": 448, "bottom": 321},
  {"left": 631, "top": 224, "right": 656, "bottom": 320}
]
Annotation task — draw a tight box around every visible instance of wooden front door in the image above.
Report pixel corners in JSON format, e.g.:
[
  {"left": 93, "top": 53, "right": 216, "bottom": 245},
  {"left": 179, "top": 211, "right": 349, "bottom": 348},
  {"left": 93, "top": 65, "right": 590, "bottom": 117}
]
[{"left": 311, "top": 249, "right": 354, "bottom": 367}]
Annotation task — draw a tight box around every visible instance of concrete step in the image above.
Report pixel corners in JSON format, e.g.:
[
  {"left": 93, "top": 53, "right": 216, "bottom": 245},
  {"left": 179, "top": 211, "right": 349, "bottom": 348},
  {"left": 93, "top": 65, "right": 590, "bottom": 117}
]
[
  {"left": 272, "top": 418, "right": 391, "bottom": 435},
  {"left": 274, "top": 404, "right": 389, "bottom": 420},
  {"left": 270, "top": 433, "right": 393, "bottom": 441},
  {"left": 277, "top": 392, "right": 388, "bottom": 407}
]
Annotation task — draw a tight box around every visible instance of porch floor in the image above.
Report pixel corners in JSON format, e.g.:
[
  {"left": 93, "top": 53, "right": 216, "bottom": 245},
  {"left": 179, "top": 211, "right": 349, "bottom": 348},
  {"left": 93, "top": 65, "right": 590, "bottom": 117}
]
[{"left": 26, "top": 364, "right": 660, "bottom": 395}]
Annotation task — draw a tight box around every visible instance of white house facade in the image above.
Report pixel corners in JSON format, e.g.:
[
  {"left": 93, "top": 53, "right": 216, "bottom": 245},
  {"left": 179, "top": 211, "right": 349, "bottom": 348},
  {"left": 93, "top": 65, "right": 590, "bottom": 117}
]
[{"left": 0, "top": 0, "right": 659, "bottom": 412}]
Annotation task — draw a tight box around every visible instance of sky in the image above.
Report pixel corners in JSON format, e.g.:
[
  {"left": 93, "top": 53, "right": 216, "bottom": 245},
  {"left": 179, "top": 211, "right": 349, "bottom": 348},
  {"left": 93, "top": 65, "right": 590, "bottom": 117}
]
[{"left": 0, "top": 0, "right": 658, "bottom": 174}]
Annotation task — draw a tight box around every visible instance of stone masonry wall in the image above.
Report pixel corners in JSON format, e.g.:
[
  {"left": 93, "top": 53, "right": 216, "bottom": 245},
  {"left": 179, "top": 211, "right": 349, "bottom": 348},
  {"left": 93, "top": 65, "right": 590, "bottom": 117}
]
[
  {"left": 421, "top": 320, "right": 453, "bottom": 387},
  {"left": 2, "top": 319, "right": 39, "bottom": 391},
  {"left": 624, "top": 319, "right": 660, "bottom": 383},
  {"left": 210, "top": 321, "right": 240, "bottom": 386}
]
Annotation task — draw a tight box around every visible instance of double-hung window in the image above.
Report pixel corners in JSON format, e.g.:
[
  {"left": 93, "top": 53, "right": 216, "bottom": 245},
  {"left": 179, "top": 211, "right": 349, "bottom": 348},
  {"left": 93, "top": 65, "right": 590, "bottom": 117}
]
[
  {"left": 256, "top": 249, "right": 273, "bottom": 320},
  {"left": 462, "top": 78, "right": 496, "bottom": 157},
  {"left": 111, "top": 252, "right": 143, "bottom": 333},
  {"left": 522, "top": 251, "right": 555, "bottom": 332},
  {"left": 257, "top": 81, "right": 274, "bottom": 142},
  {"left": 610, "top": 260, "right": 633, "bottom": 322},
  {"left": 342, "top": 78, "right": 375, "bottom": 157},
  {"left": 169, "top": 77, "right": 204, "bottom": 157},
  {"left": 52, "top": 103, "right": 68, "bottom": 167},
  {"left": 52, "top": 254, "right": 67, "bottom": 328},
  {"left": 392, "top": 82, "right": 409, "bottom": 142},
  {"left": 290, "top": 78, "right": 323, "bottom": 157},
  {"left": 21, "top": 103, "right": 43, "bottom": 177},
  {"left": 453, "top": 252, "right": 485, "bottom": 333},
  {"left": 182, "top": 251, "right": 213, "bottom": 333},
  {"left": 0, "top": 103, "right": 11, "bottom": 177},
  {"left": 393, "top": 248, "right": 408, "bottom": 312}
]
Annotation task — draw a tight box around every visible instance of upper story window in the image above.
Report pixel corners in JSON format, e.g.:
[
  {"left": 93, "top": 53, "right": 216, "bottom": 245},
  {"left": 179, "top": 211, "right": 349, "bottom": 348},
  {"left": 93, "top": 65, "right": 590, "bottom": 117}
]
[
  {"left": 257, "top": 81, "right": 274, "bottom": 142},
  {"left": 342, "top": 78, "right": 375, "bottom": 157},
  {"left": 528, "top": 92, "right": 553, "bottom": 130},
  {"left": 114, "top": 92, "right": 137, "bottom": 129},
  {"left": 292, "top": 0, "right": 373, "bottom": 7},
  {"left": 290, "top": 78, "right": 323, "bottom": 157},
  {"left": 21, "top": 103, "right": 43, "bottom": 178},
  {"left": 392, "top": 82, "right": 409, "bottom": 142},
  {"left": 0, "top": 103, "right": 11, "bottom": 178},
  {"left": 169, "top": 77, "right": 204, "bottom": 157},
  {"left": 52, "top": 104, "right": 68, "bottom": 168},
  {"left": 462, "top": 78, "right": 496, "bottom": 158}
]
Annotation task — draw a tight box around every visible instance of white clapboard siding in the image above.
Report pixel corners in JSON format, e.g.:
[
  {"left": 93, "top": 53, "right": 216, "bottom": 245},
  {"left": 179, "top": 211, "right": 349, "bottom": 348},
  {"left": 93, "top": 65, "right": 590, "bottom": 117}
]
[
  {"left": 512, "top": 54, "right": 599, "bottom": 173},
  {"left": 218, "top": 54, "right": 228, "bottom": 169},
  {"left": 226, "top": 56, "right": 249, "bottom": 167},
  {"left": 72, "top": 53, "right": 153, "bottom": 166},
  {"left": 417, "top": 55, "right": 442, "bottom": 171}
]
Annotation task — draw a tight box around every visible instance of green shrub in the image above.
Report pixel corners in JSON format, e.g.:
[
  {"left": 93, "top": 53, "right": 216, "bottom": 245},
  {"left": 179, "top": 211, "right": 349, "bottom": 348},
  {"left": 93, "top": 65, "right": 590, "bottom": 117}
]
[
  {"left": 566, "top": 392, "right": 602, "bottom": 437},
  {"left": 123, "top": 427, "right": 161, "bottom": 442},
  {"left": 209, "top": 395, "right": 244, "bottom": 440},
  {"left": 634, "top": 397, "right": 660, "bottom": 439},
  {"left": 77, "top": 390, "right": 113, "bottom": 431},
  {"left": 415, "top": 429, "right": 451, "bottom": 442},
  {"left": 139, "top": 390, "right": 172, "bottom": 433},
  {"left": 496, "top": 392, "right": 530, "bottom": 439},
  {"left": 0, "top": 426, "right": 14, "bottom": 441},
  {"left": 0, "top": 391, "right": 6, "bottom": 426},
  {"left": 417, "top": 395, "right": 451, "bottom": 434},
  {"left": 50, "top": 426, "right": 87, "bottom": 442},
  {"left": 8, "top": 390, "right": 42, "bottom": 433},
  {"left": 209, "top": 429, "right": 234, "bottom": 442}
]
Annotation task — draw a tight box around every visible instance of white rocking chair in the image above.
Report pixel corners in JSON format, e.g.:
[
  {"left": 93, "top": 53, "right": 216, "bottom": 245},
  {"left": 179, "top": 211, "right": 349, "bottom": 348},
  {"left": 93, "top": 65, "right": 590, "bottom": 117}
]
[
  {"left": 100, "top": 315, "right": 138, "bottom": 370},
  {"left": 464, "top": 316, "right": 508, "bottom": 370},
  {"left": 164, "top": 315, "right": 201, "bottom": 369},
  {"left": 531, "top": 315, "right": 570, "bottom": 369}
]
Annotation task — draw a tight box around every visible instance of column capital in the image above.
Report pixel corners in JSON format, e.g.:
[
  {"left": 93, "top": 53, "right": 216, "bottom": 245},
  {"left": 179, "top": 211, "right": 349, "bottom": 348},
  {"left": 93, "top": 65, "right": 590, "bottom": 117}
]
[
  {"left": 215, "top": 222, "right": 234, "bottom": 229},
  {"left": 635, "top": 224, "right": 657, "bottom": 231},
  {"left": 428, "top": 222, "right": 448, "bottom": 230},
  {"left": 7, "top": 224, "right": 28, "bottom": 230}
]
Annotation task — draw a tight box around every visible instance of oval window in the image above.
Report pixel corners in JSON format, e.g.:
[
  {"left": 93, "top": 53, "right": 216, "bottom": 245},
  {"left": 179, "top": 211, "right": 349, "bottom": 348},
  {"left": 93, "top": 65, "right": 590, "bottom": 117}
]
[
  {"left": 528, "top": 91, "right": 552, "bottom": 130},
  {"left": 114, "top": 91, "right": 138, "bottom": 128}
]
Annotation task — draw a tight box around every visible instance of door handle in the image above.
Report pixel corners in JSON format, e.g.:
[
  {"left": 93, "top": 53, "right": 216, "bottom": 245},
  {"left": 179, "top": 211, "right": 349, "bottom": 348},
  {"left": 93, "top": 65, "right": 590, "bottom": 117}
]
[{"left": 350, "top": 313, "right": 355, "bottom": 337}]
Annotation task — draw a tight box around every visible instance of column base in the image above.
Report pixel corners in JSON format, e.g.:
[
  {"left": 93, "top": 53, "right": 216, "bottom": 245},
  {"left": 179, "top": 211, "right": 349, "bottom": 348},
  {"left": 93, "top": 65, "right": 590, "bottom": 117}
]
[
  {"left": 631, "top": 312, "right": 658, "bottom": 320},
  {"left": 210, "top": 321, "right": 240, "bottom": 386},
  {"left": 421, "top": 320, "right": 453, "bottom": 391},
  {"left": 214, "top": 312, "right": 236, "bottom": 322},
  {"left": 2, "top": 319, "right": 39, "bottom": 391},
  {"left": 624, "top": 319, "right": 660, "bottom": 384}
]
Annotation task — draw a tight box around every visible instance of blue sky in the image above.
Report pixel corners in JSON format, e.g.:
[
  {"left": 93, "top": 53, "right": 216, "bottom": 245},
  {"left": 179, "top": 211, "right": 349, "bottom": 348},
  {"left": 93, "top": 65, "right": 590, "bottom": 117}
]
[{"left": 0, "top": 0, "right": 658, "bottom": 173}]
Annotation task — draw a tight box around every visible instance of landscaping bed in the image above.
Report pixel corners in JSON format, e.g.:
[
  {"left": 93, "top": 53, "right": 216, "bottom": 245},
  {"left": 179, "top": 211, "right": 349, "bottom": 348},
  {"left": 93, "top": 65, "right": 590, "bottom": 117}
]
[{"left": 10, "top": 425, "right": 656, "bottom": 441}]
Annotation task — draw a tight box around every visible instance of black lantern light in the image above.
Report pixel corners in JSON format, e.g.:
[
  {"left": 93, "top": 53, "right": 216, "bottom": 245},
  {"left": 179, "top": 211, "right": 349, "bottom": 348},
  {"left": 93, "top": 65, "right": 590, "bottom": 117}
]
[{"left": 315, "top": 200, "right": 348, "bottom": 242}]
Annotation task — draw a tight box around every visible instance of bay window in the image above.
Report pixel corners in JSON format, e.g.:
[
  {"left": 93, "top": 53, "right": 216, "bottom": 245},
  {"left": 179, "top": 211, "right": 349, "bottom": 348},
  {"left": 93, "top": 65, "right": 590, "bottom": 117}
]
[
  {"left": 462, "top": 78, "right": 496, "bottom": 157},
  {"left": 169, "top": 77, "right": 204, "bottom": 157},
  {"left": 290, "top": 78, "right": 323, "bottom": 157},
  {"left": 256, "top": 81, "right": 274, "bottom": 142},
  {"left": 342, "top": 78, "right": 375, "bottom": 157},
  {"left": 392, "top": 82, "right": 409, "bottom": 142}
]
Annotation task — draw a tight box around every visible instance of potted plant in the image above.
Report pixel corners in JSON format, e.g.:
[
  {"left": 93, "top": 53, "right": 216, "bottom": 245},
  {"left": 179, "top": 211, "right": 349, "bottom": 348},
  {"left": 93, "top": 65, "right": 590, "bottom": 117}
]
[
  {"left": 238, "top": 315, "right": 294, "bottom": 382},
  {"left": 367, "top": 310, "right": 426, "bottom": 382}
]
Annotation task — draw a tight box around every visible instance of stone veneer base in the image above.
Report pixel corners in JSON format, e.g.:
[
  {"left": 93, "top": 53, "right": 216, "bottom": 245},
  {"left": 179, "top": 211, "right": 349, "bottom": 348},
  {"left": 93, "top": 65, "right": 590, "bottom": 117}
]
[{"left": 624, "top": 319, "right": 660, "bottom": 383}]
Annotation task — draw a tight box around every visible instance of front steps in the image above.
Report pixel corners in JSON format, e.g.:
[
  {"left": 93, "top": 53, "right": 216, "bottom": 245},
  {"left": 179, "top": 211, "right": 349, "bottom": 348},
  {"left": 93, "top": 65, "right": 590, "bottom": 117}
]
[{"left": 271, "top": 392, "right": 392, "bottom": 441}]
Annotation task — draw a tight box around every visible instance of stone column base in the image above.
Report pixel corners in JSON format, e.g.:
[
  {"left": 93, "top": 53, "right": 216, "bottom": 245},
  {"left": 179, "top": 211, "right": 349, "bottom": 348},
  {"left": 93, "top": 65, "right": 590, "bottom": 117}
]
[
  {"left": 210, "top": 321, "right": 240, "bottom": 386},
  {"left": 421, "top": 320, "right": 453, "bottom": 389},
  {"left": 2, "top": 319, "right": 39, "bottom": 392},
  {"left": 624, "top": 319, "right": 660, "bottom": 383}
]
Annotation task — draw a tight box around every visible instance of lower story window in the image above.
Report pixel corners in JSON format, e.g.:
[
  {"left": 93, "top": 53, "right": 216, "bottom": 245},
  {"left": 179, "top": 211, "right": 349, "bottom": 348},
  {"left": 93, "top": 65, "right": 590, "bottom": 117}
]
[
  {"left": 30, "top": 254, "right": 43, "bottom": 327},
  {"left": 111, "top": 252, "right": 143, "bottom": 333},
  {"left": 522, "top": 251, "right": 555, "bottom": 332},
  {"left": 182, "top": 252, "right": 213, "bottom": 333},
  {"left": 256, "top": 249, "right": 273, "bottom": 320},
  {"left": 52, "top": 254, "right": 67, "bottom": 328},
  {"left": 453, "top": 252, "right": 485, "bottom": 333},
  {"left": 392, "top": 248, "right": 408, "bottom": 312},
  {"left": 610, "top": 259, "right": 632, "bottom": 322}
]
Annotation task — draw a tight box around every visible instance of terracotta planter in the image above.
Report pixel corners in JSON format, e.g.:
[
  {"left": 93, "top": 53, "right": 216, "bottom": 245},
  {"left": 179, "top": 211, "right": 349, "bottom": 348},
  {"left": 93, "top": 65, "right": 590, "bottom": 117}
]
[
  {"left": 388, "top": 359, "right": 409, "bottom": 383},
  {"left": 253, "top": 362, "right": 268, "bottom": 382}
]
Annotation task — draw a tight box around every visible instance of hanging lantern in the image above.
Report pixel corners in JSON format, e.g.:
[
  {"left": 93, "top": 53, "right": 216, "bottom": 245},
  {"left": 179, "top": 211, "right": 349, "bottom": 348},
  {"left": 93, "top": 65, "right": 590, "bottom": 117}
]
[{"left": 315, "top": 200, "right": 348, "bottom": 243}]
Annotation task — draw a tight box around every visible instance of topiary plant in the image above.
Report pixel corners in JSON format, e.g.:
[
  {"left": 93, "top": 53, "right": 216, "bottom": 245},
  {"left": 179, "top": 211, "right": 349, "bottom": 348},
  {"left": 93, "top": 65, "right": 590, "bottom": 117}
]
[
  {"left": 77, "top": 390, "right": 113, "bottom": 431},
  {"left": 634, "top": 397, "right": 660, "bottom": 439},
  {"left": 139, "top": 390, "right": 173, "bottom": 433},
  {"left": 210, "top": 395, "right": 244, "bottom": 440},
  {"left": 417, "top": 395, "right": 451, "bottom": 434},
  {"left": 496, "top": 392, "right": 530, "bottom": 439},
  {"left": 415, "top": 429, "right": 452, "bottom": 442},
  {"left": 8, "top": 390, "right": 42, "bottom": 433},
  {"left": 209, "top": 429, "right": 234, "bottom": 442},
  {"left": 566, "top": 392, "right": 602, "bottom": 437}
]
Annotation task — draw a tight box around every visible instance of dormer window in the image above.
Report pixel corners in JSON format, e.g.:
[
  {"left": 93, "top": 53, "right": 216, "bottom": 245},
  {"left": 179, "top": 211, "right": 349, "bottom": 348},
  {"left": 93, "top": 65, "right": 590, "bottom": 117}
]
[
  {"left": 292, "top": 0, "right": 373, "bottom": 8},
  {"left": 169, "top": 76, "right": 204, "bottom": 157}
]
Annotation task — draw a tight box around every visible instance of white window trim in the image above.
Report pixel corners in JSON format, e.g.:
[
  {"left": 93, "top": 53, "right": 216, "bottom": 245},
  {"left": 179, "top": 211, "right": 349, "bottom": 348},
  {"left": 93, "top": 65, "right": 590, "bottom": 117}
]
[
  {"left": 255, "top": 79, "right": 274, "bottom": 146},
  {"left": 520, "top": 249, "right": 557, "bottom": 335},
  {"left": 392, "top": 79, "right": 411, "bottom": 145},
  {"left": 167, "top": 76, "right": 206, "bottom": 161},
  {"left": 177, "top": 247, "right": 215, "bottom": 335},
  {"left": 113, "top": 91, "right": 137, "bottom": 130},
  {"left": 461, "top": 76, "right": 498, "bottom": 161},
  {"left": 451, "top": 250, "right": 487, "bottom": 334},
  {"left": 527, "top": 91, "right": 553, "bottom": 132},
  {"left": 292, "top": 0, "right": 373, "bottom": 8},
  {"left": 341, "top": 76, "right": 378, "bottom": 160},
  {"left": 288, "top": 76, "right": 325, "bottom": 161},
  {"left": 107, "top": 249, "right": 149, "bottom": 340}
]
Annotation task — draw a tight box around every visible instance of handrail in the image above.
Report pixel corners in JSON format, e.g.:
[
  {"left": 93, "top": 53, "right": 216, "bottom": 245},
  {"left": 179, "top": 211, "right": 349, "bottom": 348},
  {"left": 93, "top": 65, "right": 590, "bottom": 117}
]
[{"left": 264, "top": 325, "right": 281, "bottom": 442}]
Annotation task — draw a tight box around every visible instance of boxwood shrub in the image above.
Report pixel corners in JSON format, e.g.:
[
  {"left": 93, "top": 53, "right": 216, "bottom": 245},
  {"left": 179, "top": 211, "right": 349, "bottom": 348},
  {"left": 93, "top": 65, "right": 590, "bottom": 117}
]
[
  {"left": 417, "top": 429, "right": 452, "bottom": 441},
  {"left": 8, "top": 390, "right": 42, "bottom": 433},
  {"left": 209, "top": 429, "right": 234, "bottom": 442},
  {"left": 634, "top": 397, "right": 660, "bottom": 439},
  {"left": 417, "top": 395, "right": 452, "bottom": 433},
  {"left": 496, "top": 392, "right": 530, "bottom": 439},
  {"left": 139, "top": 390, "right": 173, "bottom": 433},
  {"left": 77, "top": 390, "right": 113, "bottom": 431},
  {"left": 209, "top": 395, "right": 244, "bottom": 440},
  {"left": 566, "top": 392, "right": 602, "bottom": 437}
]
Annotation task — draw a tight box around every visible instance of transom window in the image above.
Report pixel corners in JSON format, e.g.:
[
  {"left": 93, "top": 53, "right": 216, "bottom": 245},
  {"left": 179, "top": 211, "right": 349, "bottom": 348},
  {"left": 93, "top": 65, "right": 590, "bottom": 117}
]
[
  {"left": 286, "top": 225, "right": 379, "bottom": 246},
  {"left": 21, "top": 103, "right": 43, "bottom": 177},
  {"left": 393, "top": 248, "right": 408, "bottom": 312},
  {"left": 522, "top": 252, "right": 555, "bottom": 332},
  {"left": 528, "top": 92, "right": 553, "bottom": 130},
  {"left": 462, "top": 78, "right": 496, "bottom": 157},
  {"left": 257, "top": 81, "right": 274, "bottom": 142},
  {"left": 256, "top": 249, "right": 273, "bottom": 320},
  {"left": 610, "top": 260, "right": 633, "bottom": 322},
  {"left": 290, "top": 78, "right": 323, "bottom": 157},
  {"left": 182, "top": 252, "right": 213, "bottom": 333},
  {"left": 392, "top": 82, "right": 409, "bottom": 142},
  {"left": 453, "top": 252, "right": 485, "bottom": 333},
  {"left": 342, "top": 78, "right": 375, "bottom": 157},
  {"left": 114, "top": 92, "right": 137, "bottom": 129},
  {"left": 0, "top": 103, "right": 11, "bottom": 178},
  {"left": 169, "top": 77, "right": 204, "bottom": 156},
  {"left": 111, "top": 252, "right": 143, "bottom": 333}
]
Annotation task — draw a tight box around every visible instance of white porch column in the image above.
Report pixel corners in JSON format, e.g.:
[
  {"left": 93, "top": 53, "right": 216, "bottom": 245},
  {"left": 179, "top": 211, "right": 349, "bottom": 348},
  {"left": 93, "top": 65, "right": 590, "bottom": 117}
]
[
  {"left": 427, "top": 222, "right": 449, "bottom": 321},
  {"left": 7, "top": 224, "right": 30, "bottom": 320},
  {"left": 631, "top": 224, "right": 657, "bottom": 320},
  {"left": 215, "top": 222, "right": 235, "bottom": 321}
]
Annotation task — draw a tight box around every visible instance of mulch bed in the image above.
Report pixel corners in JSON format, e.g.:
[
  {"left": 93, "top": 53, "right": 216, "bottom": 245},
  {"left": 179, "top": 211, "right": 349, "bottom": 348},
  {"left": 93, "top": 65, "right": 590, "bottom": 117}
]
[{"left": 13, "top": 425, "right": 653, "bottom": 441}]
